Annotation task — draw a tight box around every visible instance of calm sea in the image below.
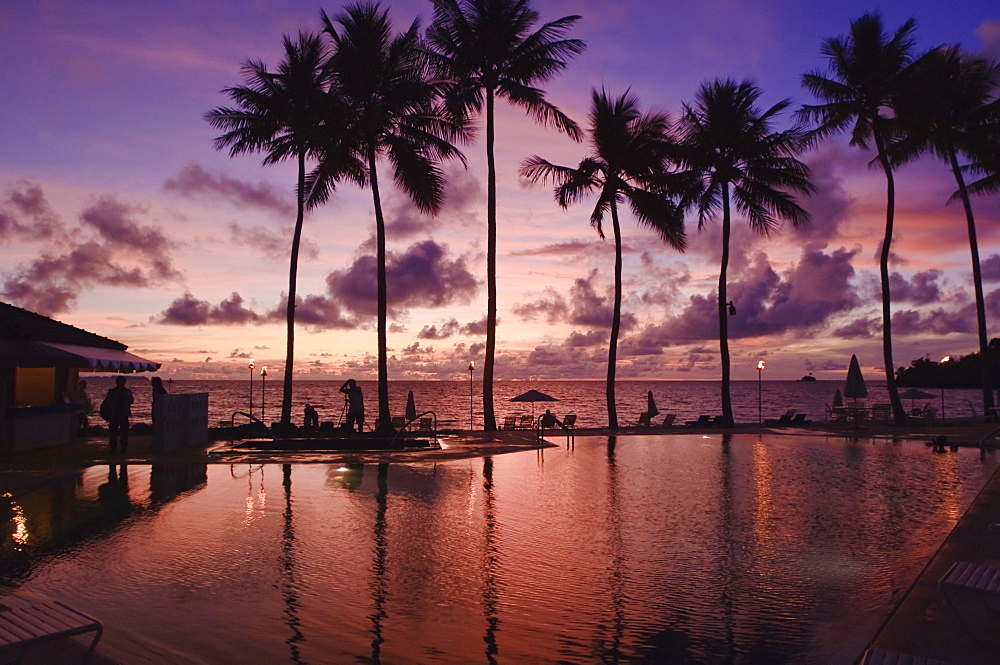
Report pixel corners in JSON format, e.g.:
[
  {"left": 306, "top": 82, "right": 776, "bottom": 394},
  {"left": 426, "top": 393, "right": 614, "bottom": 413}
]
[{"left": 80, "top": 377, "right": 986, "bottom": 429}]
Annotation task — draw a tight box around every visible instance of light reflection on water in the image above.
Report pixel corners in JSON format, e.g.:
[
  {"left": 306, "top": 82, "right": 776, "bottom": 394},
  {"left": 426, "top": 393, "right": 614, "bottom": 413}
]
[{"left": 3, "top": 434, "right": 998, "bottom": 664}]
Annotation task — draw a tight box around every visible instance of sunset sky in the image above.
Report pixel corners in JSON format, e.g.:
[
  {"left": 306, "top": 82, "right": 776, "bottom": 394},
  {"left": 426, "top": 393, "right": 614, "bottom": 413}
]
[{"left": 2, "top": 0, "right": 999, "bottom": 382}]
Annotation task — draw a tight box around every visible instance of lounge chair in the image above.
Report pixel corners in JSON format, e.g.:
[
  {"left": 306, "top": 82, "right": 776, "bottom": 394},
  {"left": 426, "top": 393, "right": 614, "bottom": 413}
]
[
  {"left": 871, "top": 403, "right": 892, "bottom": 421},
  {"left": 659, "top": 414, "right": 676, "bottom": 427},
  {"left": 764, "top": 410, "right": 796, "bottom": 426},
  {"left": 923, "top": 406, "right": 938, "bottom": 420},
  {"left": 709, "top": 415, "right": 728, "bottom": 427},
  {"left": 418, "top": 417, "right": 433, "bottom": 431},
  {"left": 501, "top": 415, "right": 517, "bottom": 430},
  {"left": 791, "top": 413, "right": 811, "bottom": 425},
  {"left": 685, "top": 415, "right": 710, "bottom": 428},
  {"left": 517, "top": 415, "right": 534, "bottom": 430},
  {"left": 635, "top": 412, "right": 651, "bottom": 427},
  {"left": 938, "top": 560, "right": 1000, "bottom": 645},
  {"left": 561, "top": 414, "right": 576, "bottom": 429},
  {"left": 0, "top": 595, "right": 104, "bottom": 662},
  {"left": 861, "top": 648, "right": 957, "bottom": 665},
  {"left": 829, "top": 406, "right": 848, "bottom": 422},
  {"left": 391, "top": 416, "right": 406, "bottom": 429}
]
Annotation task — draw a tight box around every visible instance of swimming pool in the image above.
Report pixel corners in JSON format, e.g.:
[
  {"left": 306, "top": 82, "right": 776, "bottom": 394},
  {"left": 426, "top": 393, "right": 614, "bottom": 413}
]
[{"left": 3, "top": 433, "right": 997, "bottom": 664}]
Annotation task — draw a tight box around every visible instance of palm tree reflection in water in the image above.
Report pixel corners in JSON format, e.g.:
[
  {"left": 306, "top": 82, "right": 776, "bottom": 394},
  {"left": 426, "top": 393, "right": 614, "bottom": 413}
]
[
  {"left": 280, "top": 464, "right": 306, "bottom": 665},
  {"left": 481, "top": 457, "right": 500, "bottom": 664},
  {"left": 605, "top": 438, "right": 626, "bottom": 661},
  {"left": 370, "top": 463, "right": 389, "bottom": 664}
]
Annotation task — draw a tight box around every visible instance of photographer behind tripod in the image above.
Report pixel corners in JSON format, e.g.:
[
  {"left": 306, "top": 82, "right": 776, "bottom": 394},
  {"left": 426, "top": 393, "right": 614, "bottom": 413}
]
[{"left": 339, "top": 379, "right": 365, "bottom": 433}]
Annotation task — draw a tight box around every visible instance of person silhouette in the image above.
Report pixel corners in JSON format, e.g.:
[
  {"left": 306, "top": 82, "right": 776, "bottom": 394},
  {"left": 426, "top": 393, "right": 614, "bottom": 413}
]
[
  {"left": 104, "top": 376, "right": 134, "bottom": 453},
  {"left": 339, "top": 379, "right": 364, "bottom": 433}
]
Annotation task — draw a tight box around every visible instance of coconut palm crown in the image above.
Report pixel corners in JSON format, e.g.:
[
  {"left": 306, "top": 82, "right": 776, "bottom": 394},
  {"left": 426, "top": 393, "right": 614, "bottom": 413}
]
[
  {"left": 521, "top": 88, "right": 685, "bottom": 429},
  {"left": 676, "top": 78, "right": 813, "bottom": 426},
  {"left": 426, "top": 0, "right": 585, "bottom": 431}
]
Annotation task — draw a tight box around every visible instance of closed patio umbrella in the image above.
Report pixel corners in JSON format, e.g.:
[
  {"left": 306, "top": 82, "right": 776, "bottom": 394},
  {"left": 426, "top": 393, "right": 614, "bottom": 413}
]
[
  {"left": 646, "top": 390, "right": 659, "bottom": 417},
  {"left": 845, "top": 355, "right": 868, "bottom": 402},
  {"left": 405, "top": 390, "right": 417, "bottom": 421},
  {"left": 510, "top": 389, "right": 558, "bottom": 419},
  {"left": 833, "top": 389, "right": 843, "bottom": 408}
]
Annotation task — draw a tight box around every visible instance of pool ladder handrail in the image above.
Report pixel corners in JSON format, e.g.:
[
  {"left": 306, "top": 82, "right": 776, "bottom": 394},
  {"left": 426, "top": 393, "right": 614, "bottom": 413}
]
[
  {"left": 535, "top": 414, "right": 575, "bottom": 448},
  {"left": 980, "top": 425, "right": 1000, "bottom": 459},
  {"left": 226, "top": 411, "right": 273, "bottom": 445},
  {"left": 389, "top": 410, "right": 438, "bottom": 449}
]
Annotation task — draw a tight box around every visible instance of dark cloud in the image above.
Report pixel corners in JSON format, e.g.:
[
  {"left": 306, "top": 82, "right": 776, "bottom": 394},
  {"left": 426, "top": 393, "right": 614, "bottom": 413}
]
[
  {"left": 0, "top": 182, "right": 63, "bottom": 242},
  {"left": 981, "top": 254, "right": 1000, "bottom": 282},
  {"left": 287, "top": 294, "right": 357, "bottom": 329},
  {"left": 892, "top": 305, "right": 975, "bottom": 336},
  {"left": 566, "top": 330, "right": 606, "bottom": 347},
  {"left": 794, "top": 144, "right": 856, "bottom": 248},
  {"left": 416, "top": 316, "right": 488, "bottom": 339},
  {"left": 157, "top": 292, "right": 262, "bottom": 325},
  {"left": 163, "top": 162, "right": 294, "bottom": 216},
  {"left": 513, "top": 270, "right": 636, "bottom": 331},
  {"left": 510, "top": 240, "right": 596, "bottom": 257},
  {"left": 890, "top": 270, "right": 942, "bottom": 305},
  {"left": 327, "top": 240, "right": 479, "bottom": 317},
  {"left": 385, "top": 166, "right": 483, "bottom": 239},
  {"left": 833, "top": 317, "right": 878, "bottom": 338}
]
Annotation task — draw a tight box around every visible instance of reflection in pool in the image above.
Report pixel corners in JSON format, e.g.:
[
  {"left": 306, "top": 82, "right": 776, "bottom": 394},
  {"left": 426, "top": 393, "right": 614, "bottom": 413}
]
[{"left": 2, "top": 433, "right": 997, "bottom": 664}]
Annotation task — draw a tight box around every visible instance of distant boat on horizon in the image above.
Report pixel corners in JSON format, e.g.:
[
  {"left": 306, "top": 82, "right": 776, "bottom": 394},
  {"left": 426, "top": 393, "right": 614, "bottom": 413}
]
[{"left": 800, "top": 374, "right": 817, "bottom": 382}]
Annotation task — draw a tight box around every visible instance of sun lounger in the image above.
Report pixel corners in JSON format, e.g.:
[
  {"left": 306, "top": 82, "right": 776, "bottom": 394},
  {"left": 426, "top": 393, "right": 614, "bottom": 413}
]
[
  {"left": 685, "top": 415, "right": 710, "bottom": 428},
  {"left": 791, "top": 413, "right": 811, "bottom": 425},
  {"left": 710, "top": 415, "right": 728, "bottom": 426},
  {"left": 0, "top": 596, "right": 103, "bottom": 662},
  {"left": 871, "top": 403, "right": 892, "bottom": 421},
  {"left": 635, "top": 412, "right": 651, "bottom": 427},
  {"left": 561, "top": 414, "right": 576, "bottom": 429},
  {"left": 501, "top": 415, "right": 517, "bottom": 430},
  {"left": 517, "top": 415, "right": 534, "bottom": 430},
  {"left": 860, "top": 648, "right": 958, "bottom": 665},
  {"left": 659, "top": 414, "right": 676, "bottom": 427},
  {"left": 764, "top": 410, "right": 795, "bottom": 426},
  {"left": 938, "top": 560, "right": 1000, "bottom": 644}
]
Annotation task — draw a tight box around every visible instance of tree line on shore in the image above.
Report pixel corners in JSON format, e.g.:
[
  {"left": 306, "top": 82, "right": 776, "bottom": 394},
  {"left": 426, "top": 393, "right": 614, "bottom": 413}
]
[{"left": 207, "top": 0, "right": 1000, "bottom": 430}]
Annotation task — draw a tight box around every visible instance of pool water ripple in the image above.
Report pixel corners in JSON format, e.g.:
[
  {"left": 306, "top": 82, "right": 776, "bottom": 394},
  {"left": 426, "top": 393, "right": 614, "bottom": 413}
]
[{"left": 3, "top": 433, "right": 998, "bottom": 664}]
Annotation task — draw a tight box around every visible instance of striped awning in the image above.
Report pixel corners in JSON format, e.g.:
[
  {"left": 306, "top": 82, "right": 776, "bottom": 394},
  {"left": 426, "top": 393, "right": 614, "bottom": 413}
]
[{"left": 5, "top": 341, "right": 161, "bottom": 372}]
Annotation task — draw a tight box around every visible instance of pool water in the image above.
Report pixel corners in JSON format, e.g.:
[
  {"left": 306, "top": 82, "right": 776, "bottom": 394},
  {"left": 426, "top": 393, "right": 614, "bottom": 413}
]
[{"left": 3, "top": 433, "right": 997, "bottom": 664}]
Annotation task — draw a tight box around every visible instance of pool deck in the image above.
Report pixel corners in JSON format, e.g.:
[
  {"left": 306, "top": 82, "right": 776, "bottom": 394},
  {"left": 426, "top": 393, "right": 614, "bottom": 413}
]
[{"left": 3, "top": 419, "right": 1000, "bottom": 665}]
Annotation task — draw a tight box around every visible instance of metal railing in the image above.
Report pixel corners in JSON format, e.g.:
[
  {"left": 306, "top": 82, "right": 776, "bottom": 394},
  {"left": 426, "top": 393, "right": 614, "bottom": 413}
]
[
  {"left": 225, "top": 411, "right": 273, "bottom": 444},
  {"left": 389, "top": 410, "right": 438, "bottom": 449}
]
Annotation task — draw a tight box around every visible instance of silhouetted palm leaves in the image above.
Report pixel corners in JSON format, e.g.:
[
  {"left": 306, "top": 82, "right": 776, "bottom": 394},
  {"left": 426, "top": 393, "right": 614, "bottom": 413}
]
[
  {"left": 676, "top": 79, "right": 813, "bottom": 426},
  {"left": 521, "top": 89, "right": 685, "bottom": 428},
  {"left": 800, "top": 12, "right": 917, "bottom": 425},
  {"left": 893, "top": 46, "right": 1000, "bottom": 415},
  {"left": 426, "top": 0, "right": 585, "bottom": 430}
]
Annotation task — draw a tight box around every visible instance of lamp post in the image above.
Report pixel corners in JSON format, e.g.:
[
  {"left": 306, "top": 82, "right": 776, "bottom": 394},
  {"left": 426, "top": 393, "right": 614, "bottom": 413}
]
[
  {"left": 468, "top": 361, "right": 475, "bottom": 430},
  {"left": 260, "top": 366, "right": 267, "bottom": 423},
  {"left": 940, "top": 355, "right": 951, "bottom": 419},
  {"left": 757, "top": 360, "right": 765, "bottom": 426},
  {"left": 248, "top": 360, "right": 254, "bottom": 418}
]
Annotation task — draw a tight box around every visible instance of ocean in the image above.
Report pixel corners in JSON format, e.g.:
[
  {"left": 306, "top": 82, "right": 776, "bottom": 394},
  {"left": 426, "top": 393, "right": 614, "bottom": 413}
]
[{"left": 79, "top": 377, "right": 987, "bottom": 429}]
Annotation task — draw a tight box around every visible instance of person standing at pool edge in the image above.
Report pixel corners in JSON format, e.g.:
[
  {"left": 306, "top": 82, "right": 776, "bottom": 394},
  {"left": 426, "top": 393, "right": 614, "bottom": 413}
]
[
  {"left": 103, "top": 376, "right": 134, "bottom": 453},
  {"left": 340, "top": 379, "right": 364, "bottom": 433}
]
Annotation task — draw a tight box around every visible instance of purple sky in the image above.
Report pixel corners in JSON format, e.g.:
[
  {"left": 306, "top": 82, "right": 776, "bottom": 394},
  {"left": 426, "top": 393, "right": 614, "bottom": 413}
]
[{"left": 2, "top": 1, "right": 999, "bottom": 382}]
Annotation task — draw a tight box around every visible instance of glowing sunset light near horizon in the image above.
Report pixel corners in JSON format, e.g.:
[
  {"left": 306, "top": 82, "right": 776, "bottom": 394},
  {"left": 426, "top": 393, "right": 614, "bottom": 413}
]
[{"left": 1, "top": 1, "right": 999, "bottom": 383}]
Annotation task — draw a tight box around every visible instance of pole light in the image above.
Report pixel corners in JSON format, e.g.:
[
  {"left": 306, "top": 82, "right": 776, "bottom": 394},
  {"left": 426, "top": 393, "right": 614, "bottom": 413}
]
[
  {"left": 260, "top": 366, "right": 267, "bottom": 423},
  {"left": 940, "top": 356, "right": 951, "bottom": 419},
  {"left": 757, "top": 360, "right": 765, "bottom": 426},
  {"left": 468, "top": 361, "right": 475, "bottom": 430},
  {"left": 248, "top": 360, "right": 254, "bottom": 418}
]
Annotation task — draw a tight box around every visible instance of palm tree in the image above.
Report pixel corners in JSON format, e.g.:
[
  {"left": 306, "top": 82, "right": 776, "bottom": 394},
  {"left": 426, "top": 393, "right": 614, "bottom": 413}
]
[
  {"left": 893, "top": 46, "right": 1000, "bottom": 417},
  {"left": 521, "top": 89, "right": 685, "bottom": 429},
  {"left": 426, "top": 0, "right": 585, "bottom": 431},
  {"left": 676, "top": 79, "right": 813, "bottom": 426},
  {"left": 799, "top": 12, "right": 917, "bottom": 425},
  {"left": 321, "top": 2, "right": 466, "bottom": 432},
  {"left": 207, "top": 32, "right": 345, "bottom": 426}
]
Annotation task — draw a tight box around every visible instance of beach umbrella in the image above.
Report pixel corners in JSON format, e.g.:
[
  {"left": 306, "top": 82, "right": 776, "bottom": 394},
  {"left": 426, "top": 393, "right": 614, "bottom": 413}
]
[
  {"left": 832, "top": 389, "right": 843, "bottom": 408},
  {"left": 899, "top": 388, "right": 935, "bottom": 407},
  {"left": 646, "top": 390, "right": 659, "bottom": 417},
  {"left": 510, "top": 389, "right": 558, "bottom": 418},
  {"left": 405, "top": 390, "right": 417, "bottom": 421},
  {"left": 844, "top": 354, "right": 868, "bottom": 402}
]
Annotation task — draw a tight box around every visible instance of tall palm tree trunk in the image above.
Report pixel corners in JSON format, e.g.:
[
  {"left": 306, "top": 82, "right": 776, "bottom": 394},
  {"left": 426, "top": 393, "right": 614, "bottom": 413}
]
[
  {"left": 874, "top": 131, "right": 906, "bottom": 424},
  {"left": 281, "top": 151, "right": 307, "bottom": 425},
  {"left": 607, "top": 200, "right": 623, "bottom": 429},
  {"left": 719, "top": 185, "right": 733, "bottom": 426},
  {"left": 369, "top": 149, "right": 392, "bottom": 432},
  {"left": 482, "top": 88, "right": 498, "bottom": 431},
  {"left": 949, "top": 149, "right": 994, "bottom": 416}
]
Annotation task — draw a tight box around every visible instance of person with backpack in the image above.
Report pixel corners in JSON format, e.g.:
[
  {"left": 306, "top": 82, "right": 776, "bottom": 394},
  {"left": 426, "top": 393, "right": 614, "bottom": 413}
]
[{"left": 101, "top": 376, "right": 134, "bottom": 453}]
